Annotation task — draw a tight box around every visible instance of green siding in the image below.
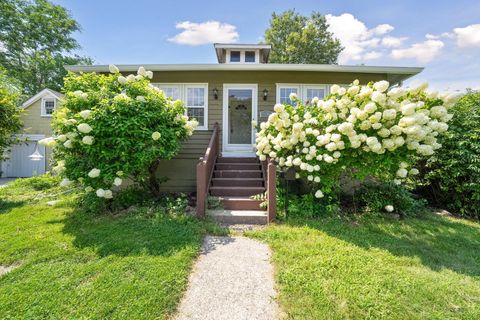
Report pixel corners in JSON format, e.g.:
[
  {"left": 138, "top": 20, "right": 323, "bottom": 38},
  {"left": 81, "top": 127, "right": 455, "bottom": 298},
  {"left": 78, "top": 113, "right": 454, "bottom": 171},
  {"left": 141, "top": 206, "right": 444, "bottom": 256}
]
[{"left": 151, "top": 70, "right": 391, "bottom": 192}]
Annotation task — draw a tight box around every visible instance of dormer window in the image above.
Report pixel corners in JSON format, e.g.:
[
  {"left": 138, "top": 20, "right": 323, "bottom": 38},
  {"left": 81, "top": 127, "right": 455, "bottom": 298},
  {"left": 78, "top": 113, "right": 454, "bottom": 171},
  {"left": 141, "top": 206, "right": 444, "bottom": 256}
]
[
  {"left": 230, "top": 51, "right": 241, "bottom": 62},
  {"left": 245, "top": 51, "right": 256, "bottom": 63}
]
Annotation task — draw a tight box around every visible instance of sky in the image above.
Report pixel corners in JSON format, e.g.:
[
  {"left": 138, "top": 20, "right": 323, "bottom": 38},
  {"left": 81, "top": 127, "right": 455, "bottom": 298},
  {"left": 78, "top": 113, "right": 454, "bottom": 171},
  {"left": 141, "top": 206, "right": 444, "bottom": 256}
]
[{"left": 53, "top": 0, "right": 480, "bottom": 91}]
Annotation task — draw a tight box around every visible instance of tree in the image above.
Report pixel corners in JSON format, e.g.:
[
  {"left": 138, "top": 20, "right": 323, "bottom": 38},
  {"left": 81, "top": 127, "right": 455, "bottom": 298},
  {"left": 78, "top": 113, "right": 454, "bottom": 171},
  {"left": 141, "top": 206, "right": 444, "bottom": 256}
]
[
  {"left": 0, "top": 0, "right": 92, "bottom": 95},
  {"left": 43, "top": 66, "right": 198, "bottom": 198},
  {"left": 420, "top": 91, "right": 480, "bottom": 218},
  {"left": 264, "top": 10, "right": 343, "bottom": 64},
  {"left": 0, "top": 68, "right": 23, "bottom": 161}
]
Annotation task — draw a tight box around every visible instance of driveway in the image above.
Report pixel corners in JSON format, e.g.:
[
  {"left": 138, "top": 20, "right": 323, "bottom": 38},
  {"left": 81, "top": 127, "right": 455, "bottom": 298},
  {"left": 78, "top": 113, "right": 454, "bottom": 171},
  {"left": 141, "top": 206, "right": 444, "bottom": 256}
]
[{"left": 0, "top": 178, "right": 17, "bottom": 187}]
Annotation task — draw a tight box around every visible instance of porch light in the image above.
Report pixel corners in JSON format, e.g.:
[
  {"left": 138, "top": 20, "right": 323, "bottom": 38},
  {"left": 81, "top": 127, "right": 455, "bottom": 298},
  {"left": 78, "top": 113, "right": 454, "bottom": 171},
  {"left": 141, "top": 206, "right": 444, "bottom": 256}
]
[
  {"left": 213, "top": 88, "right": 218, "bottom": 100},
  {"left": 263, "top": 89, "right": 269, "bottom": 101},
  {"left": 29, "top": 143, "right": 44, "bottom": 161}
]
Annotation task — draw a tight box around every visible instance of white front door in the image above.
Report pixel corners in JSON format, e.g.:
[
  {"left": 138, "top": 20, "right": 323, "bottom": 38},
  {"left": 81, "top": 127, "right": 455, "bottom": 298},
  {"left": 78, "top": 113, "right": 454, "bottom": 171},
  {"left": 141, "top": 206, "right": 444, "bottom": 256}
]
[{"left": 222, "top": 84, "right": 257, "bottom": 157}]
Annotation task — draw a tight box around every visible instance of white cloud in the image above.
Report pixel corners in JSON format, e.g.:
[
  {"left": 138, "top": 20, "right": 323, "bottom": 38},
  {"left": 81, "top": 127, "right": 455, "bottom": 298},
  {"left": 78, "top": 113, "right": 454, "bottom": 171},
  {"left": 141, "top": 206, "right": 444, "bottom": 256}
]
[
  {"left": 326, "top": 13, "right": 395, "bottom": 63},
  {"left": 381, "top": 36, "right": 408, "bottom": 48},
  {"left": 453, "top": 24, "right": 480, "bottom": 48},
  {"left": 391, "top": 39, "right": 444, "bottom": 63},
  {"left": 363, "top": 51, "right": 383, "bottom": 60},
  {"left": 168, "top": 21, "right": 239, "bottom": 45}
]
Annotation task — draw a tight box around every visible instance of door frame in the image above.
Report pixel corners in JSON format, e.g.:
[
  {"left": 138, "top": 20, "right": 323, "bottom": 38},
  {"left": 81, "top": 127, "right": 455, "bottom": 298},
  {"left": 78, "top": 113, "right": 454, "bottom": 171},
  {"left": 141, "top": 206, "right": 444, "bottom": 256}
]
[{"left": 222, "top": 84, "right": 258, "bottom": 156}]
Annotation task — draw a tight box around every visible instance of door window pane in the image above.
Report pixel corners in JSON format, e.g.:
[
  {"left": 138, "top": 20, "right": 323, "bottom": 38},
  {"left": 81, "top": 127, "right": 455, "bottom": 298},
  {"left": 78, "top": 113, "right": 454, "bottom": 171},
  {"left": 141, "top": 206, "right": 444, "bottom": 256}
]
[
  {"left": 228, "top": 89, "right": 252, "bottom": 144},
  {"left": 230, "top": 51, "right": 240, "bottom": 62}
]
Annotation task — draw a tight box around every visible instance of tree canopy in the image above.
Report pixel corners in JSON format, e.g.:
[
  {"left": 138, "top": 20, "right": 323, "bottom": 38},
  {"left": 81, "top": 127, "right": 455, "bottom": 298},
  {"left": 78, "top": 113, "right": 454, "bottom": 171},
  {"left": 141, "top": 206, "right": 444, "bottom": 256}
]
[
  {"left": 0, "top": 0, "right": 92, "bottom": 95},
  {"left": 264, "top": 10, "right": 343, "bottom": 64},
  {"left": 0, "top": 68, "right": 23, "bottom": 161}
]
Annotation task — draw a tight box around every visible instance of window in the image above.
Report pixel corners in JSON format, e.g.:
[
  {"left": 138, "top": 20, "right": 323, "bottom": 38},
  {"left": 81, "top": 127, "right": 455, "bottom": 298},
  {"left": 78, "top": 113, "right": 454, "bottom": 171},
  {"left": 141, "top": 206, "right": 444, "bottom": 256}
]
[
  {"left": 278, "top": 86, "right": 300, "bottom": 105},
  {"left": 276, "top": 84, "right": 327, "bottom": 105},
  {"left": 41, "top": 98, "right": 56, "bottom": 116},
  {"left": 230, "top": 51, "right": 241, "bottom": 62},
  {"left": 245, "top": 51, "right": 256, "bottom": 62},
  {"left": 304, "top": 86, "right": 326, "bottom": 104},
  {"left": 151, "top": 83, "right": 208, "bottom": 130}
]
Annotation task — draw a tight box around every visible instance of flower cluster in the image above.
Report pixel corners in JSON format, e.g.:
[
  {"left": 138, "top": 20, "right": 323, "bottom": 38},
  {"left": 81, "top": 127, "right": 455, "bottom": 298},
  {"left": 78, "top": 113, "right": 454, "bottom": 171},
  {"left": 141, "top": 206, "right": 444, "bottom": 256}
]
[
  {"left": 255, "top": 80, "right": 460, "bottom": 198},
  {"left": 44, "top": 65, "right": 197, "bottom": 198}
]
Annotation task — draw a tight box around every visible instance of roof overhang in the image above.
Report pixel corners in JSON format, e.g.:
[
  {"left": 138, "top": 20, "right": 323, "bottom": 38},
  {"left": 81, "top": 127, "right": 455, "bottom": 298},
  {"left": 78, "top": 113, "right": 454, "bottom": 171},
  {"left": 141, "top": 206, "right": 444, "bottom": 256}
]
[
  {"left": 65, "top": 63, "right": 423, "bottom": 84},
  {"left": 21, "top": 88, "right": 63, "bottom": 109}
]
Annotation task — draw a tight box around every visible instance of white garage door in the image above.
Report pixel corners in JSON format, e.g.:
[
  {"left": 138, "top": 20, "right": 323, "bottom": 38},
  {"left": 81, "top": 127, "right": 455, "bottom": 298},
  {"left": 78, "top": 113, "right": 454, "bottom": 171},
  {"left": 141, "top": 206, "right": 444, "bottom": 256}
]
[{"left": 2, "top": 142, "right": 46, "bottom": 177}]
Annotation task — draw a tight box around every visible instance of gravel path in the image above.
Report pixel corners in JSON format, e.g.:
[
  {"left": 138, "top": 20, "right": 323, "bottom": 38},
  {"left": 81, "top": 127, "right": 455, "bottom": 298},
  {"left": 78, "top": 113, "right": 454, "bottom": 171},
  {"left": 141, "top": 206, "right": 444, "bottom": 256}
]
[{"left": 175, "top": 236, "right": 279, "bottom": 320}]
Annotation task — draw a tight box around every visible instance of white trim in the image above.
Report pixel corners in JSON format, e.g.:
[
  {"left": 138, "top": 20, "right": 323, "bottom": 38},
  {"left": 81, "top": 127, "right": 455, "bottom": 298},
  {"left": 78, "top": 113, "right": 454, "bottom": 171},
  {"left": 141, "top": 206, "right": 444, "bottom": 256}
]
[
  {"left": 226, "top": 49, "right": 260, "bottom": 64},
  {"left": 222, "top": 84, "right": 258, "bottom": 156},
  {"left": 276, "top": 83, "right": 328, "bottom": 104},
  {"left": 21, "top": 88, "right": 62, "bottom": 109},
  {"left": 214, "top": 43, "right": 271, "bottom": 50},
  {"left": 41, "top": 97, "right": 56, "bottom": 117},
  {"left": 152, "top": 82, "right": 209, "bottom": 130},
  {"left": 65, "top": 64, "right": 423, "bottom": 79}
]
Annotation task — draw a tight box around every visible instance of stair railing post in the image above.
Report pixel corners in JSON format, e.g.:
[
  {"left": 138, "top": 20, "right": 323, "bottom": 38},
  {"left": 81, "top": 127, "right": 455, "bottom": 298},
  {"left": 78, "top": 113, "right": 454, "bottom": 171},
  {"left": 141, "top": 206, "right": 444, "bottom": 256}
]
[
  {"left": 267, "top": 159, "right": 276, "bottom": 222},
  {"left": 196, "top": 157, "right": 206, "bottom": 218}
]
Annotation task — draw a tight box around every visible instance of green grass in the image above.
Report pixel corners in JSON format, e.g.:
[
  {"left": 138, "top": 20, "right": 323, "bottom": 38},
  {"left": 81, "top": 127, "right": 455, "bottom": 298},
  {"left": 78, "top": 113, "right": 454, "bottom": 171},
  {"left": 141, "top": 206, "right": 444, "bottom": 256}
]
[
  {"left": 0, "top": 177, "right": 221, "bottom": 319},
  {"left": 249, "top": 214, "right": 480, "bottom": 319}
]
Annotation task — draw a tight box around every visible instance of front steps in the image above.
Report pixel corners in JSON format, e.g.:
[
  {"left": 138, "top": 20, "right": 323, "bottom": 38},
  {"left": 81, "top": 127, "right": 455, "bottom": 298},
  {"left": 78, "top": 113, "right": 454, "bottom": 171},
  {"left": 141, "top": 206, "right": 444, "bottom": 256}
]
[{"left": 207, "top": 157, "right": 267, "bottom": 224}]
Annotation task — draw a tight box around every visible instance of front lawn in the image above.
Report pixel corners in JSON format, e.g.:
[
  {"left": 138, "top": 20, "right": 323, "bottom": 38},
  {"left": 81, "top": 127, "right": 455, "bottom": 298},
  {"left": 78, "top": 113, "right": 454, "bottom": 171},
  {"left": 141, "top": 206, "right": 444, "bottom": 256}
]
[
  {"left": 249, "top": 214, "right": 480, "bottom": 319},
  {"left": 0, "top": 177, "right": 220, "bottom": 319}
]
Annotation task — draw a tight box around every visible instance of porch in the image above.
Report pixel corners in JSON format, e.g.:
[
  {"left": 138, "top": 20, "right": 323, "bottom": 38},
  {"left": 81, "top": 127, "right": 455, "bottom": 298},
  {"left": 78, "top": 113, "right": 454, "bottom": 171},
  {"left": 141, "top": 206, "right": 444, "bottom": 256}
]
[{"left": 196, "top": 123, "right": 277, "bottom": 224}]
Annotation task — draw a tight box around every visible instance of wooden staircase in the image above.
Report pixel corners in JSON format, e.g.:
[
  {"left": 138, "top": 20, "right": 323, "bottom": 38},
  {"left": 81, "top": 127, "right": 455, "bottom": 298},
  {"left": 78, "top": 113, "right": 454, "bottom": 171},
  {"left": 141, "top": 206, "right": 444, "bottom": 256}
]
[{"left": 208, "top": 157, "right": 268, "bottom": 224}]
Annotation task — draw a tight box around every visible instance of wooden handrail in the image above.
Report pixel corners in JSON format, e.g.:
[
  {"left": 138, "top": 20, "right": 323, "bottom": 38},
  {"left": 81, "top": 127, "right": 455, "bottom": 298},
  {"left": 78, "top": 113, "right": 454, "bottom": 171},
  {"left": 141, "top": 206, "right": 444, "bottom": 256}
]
[
  {"left": 196, "top": 123, "right": 220, "bottom": 217},
  {"left": 267, "top": 158, "right": 277, "bottom": 222}
]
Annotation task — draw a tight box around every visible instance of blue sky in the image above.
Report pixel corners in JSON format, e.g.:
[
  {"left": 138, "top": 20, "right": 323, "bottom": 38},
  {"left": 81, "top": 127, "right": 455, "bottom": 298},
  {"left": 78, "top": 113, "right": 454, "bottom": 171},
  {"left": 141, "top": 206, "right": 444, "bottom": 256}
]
[{"left": 53, "top": 0, "right": 480, "bottom": 91}]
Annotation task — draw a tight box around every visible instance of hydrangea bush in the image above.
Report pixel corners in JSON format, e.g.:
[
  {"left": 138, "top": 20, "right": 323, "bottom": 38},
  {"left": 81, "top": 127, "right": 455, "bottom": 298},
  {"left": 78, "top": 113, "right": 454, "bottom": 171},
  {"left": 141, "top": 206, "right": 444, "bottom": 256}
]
[
  {"left": 255, "top": 80, "right": 460, "bottom": 199},
  {"left": 40, "top": 65, "right": 198, "bottom": 198}
]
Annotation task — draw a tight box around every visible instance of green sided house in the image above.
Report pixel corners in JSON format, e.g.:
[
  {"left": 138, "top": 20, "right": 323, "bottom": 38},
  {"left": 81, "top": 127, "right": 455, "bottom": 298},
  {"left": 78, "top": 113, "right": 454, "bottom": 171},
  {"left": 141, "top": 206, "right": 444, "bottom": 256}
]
[
  {"left": 1, "top": 88, "right": 62, "bottom": 178},
  {"left": 66, "top": 43, "right": 421, "bottom": 220}
]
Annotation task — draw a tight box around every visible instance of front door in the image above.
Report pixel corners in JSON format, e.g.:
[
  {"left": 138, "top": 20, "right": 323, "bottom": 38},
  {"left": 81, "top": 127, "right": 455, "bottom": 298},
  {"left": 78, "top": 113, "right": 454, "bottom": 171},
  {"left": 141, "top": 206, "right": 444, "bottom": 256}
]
[{"left": 222, "top": 84, "right": 257, "bottom": 156}]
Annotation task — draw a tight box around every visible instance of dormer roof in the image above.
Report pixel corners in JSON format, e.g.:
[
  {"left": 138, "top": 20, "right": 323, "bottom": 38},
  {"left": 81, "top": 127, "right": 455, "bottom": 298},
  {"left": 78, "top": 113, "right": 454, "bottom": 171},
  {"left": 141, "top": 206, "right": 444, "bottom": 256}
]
[{"left": 214, "top": 43, "right": 272, "bottom": 64}]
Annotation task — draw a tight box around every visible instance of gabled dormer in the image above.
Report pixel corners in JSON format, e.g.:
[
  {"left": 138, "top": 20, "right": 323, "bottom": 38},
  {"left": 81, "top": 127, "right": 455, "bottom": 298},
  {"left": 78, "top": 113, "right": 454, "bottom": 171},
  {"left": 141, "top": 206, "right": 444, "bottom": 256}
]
[{"left": 214, "top": 43, "right": 271, "bottom": 64}]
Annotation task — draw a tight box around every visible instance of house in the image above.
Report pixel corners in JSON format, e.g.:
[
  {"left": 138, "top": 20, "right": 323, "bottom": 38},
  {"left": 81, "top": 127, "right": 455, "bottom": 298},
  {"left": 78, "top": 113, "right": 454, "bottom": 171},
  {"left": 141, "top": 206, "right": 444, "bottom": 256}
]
[
  {"left": 1, "top": 88, "right": 62, "bottom": 178},
  {"left": 66, "top": 43, "right": 422, "bottom": 220}
]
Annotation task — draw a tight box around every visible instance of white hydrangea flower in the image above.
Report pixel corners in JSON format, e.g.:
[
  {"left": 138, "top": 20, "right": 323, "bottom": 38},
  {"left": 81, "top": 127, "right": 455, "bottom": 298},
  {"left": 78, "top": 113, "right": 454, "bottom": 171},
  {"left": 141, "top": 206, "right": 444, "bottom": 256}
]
[
  {"left": 60, "top": 178, "right": 72, "bottom": 187},
  {"left": 118, "top": 76, "right": 127, "bottom": 84},
  {"left": 315, "top": 190, "right": 324, "bottom": 198},
  {"left": 136, "top": 96, "right": 146, "bottom": 102},
  {"left": 88, "top": 168, "right": 101, "bottom": 178},
  {"left": 85, "top": 186, "right": 94, "bottom": 193},
  {"left": 79, "top": 110, "right": 91, "bottom": 119},
  {"left": 104, "top": 190, "right": 113, "bottom": 199},
  {"left": 82, "top": 136, "right": 94, "bottom": 145},
  {"left": 63, "top": 140, "right": 73, "bottom": 148},
  {"left": 126, "top": 74, "right": 136, "bottom": 82},
  {"left": 109, "top": 64, "right": 119, "bottom": 73},
  {"left": 77, "top": 123, "right": 93, "bottom": 134},
  {"left": 289, "top": 92, "right": 298, "bottom": 101},
  {"left": 113, "top": 177, "right": 123, "bottom": 187},
  {"left": 146, "top": 70, "right": 153, "bottom": 79},
  {"left": 39, "top": 137, "right": 56, "bottom": 148},
  {"left": 384, "top": 205, "right": 394, "bottom": 212},
  {"left": 137, "top": 66, "right": 146, "bottom": 76},
  {"left": 373, "top": 80, "right": 389, "bottom": 93},
  {"left": 96, "top": 188, "right": 105, "bottom": 198},
  {"left": 151, "top": 131, "right": 161, "bottom": 140}
]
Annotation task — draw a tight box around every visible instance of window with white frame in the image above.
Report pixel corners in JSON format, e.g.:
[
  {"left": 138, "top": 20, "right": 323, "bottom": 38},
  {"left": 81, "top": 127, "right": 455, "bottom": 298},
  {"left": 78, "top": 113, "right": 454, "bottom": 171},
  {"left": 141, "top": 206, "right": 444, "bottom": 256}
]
[
  {"left": 152, "top": 83, "right": 208, "bottom": 130},
  {"left": 41, "top": 98, "right": 56, "bottom": 116},
  {"left": 276, "top": 84, "right": 327, "bottom": 105}
]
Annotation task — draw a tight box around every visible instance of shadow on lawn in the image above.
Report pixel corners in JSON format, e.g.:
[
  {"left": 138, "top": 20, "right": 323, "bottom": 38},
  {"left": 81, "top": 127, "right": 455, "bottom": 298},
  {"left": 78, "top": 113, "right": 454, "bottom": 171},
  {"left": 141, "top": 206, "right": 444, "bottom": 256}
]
[
  {"left": 287, "top": 213, "right": 480, "bottom": 277},
  {"left": 59, "top": 207, "right": 210, "bottom": 258},
  {"left": 0, "top": 200, "right": 26, "bottom": 214}
]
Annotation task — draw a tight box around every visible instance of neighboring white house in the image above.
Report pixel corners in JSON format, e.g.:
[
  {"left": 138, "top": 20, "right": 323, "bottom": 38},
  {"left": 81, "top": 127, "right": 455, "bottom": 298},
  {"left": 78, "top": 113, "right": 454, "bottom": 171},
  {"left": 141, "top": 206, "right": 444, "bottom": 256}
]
[{"left": 1, "top": 88, "right": 62, "bottom": 178}]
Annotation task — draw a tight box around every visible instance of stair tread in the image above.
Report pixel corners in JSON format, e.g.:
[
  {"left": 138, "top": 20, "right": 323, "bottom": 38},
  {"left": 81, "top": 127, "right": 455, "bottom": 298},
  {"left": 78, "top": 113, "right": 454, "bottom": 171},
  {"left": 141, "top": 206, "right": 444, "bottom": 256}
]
[
  {"left": 210, "top": 186, "right": 265, "bottom": 190},
  {"left": 221, "top": 196, "right": 263, "bottom": 201},
  {"left": 214, "top": 169, "right": 262, "bottom": 172}
]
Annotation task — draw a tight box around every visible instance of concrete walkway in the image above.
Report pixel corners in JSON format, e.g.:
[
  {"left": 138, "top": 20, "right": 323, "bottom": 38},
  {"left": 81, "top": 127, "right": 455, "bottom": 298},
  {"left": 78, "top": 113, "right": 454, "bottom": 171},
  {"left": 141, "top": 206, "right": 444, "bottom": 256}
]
[{"left": 175, "top": 236, "right": 279, "bottom": 320}]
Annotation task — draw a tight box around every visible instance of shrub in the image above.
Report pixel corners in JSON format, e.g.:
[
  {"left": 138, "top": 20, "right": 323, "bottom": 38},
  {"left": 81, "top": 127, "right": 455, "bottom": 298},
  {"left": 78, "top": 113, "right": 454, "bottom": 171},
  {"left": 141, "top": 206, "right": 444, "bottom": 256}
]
[
  {"left": 41, "top": 65, "right": 198, "bottom": 199},
  {"left": 355, "top": 182, "right": 427, "bottom": 217},
  {"left": 420, "top": 91, "right": 480, "bottom": 218},
  {"left": 255, "top": 80, "right": 460, "bottom": 200},
  {"left": 12, "top": 174, "right": 61, "bottom": 191}
]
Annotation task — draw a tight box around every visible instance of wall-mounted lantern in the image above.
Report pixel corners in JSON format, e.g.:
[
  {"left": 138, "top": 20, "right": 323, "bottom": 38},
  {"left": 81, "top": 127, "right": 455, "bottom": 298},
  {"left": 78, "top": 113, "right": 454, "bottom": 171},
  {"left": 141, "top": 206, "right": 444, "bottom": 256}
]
[
  {"left": 29, "top": 142, "right": 44, "bottom": 161},
  {"left": 213, "top": 88, "right": 218, "bottom": 100},
  {"left": 263, "top": 89, "right": 269, "bottom": 101}
]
